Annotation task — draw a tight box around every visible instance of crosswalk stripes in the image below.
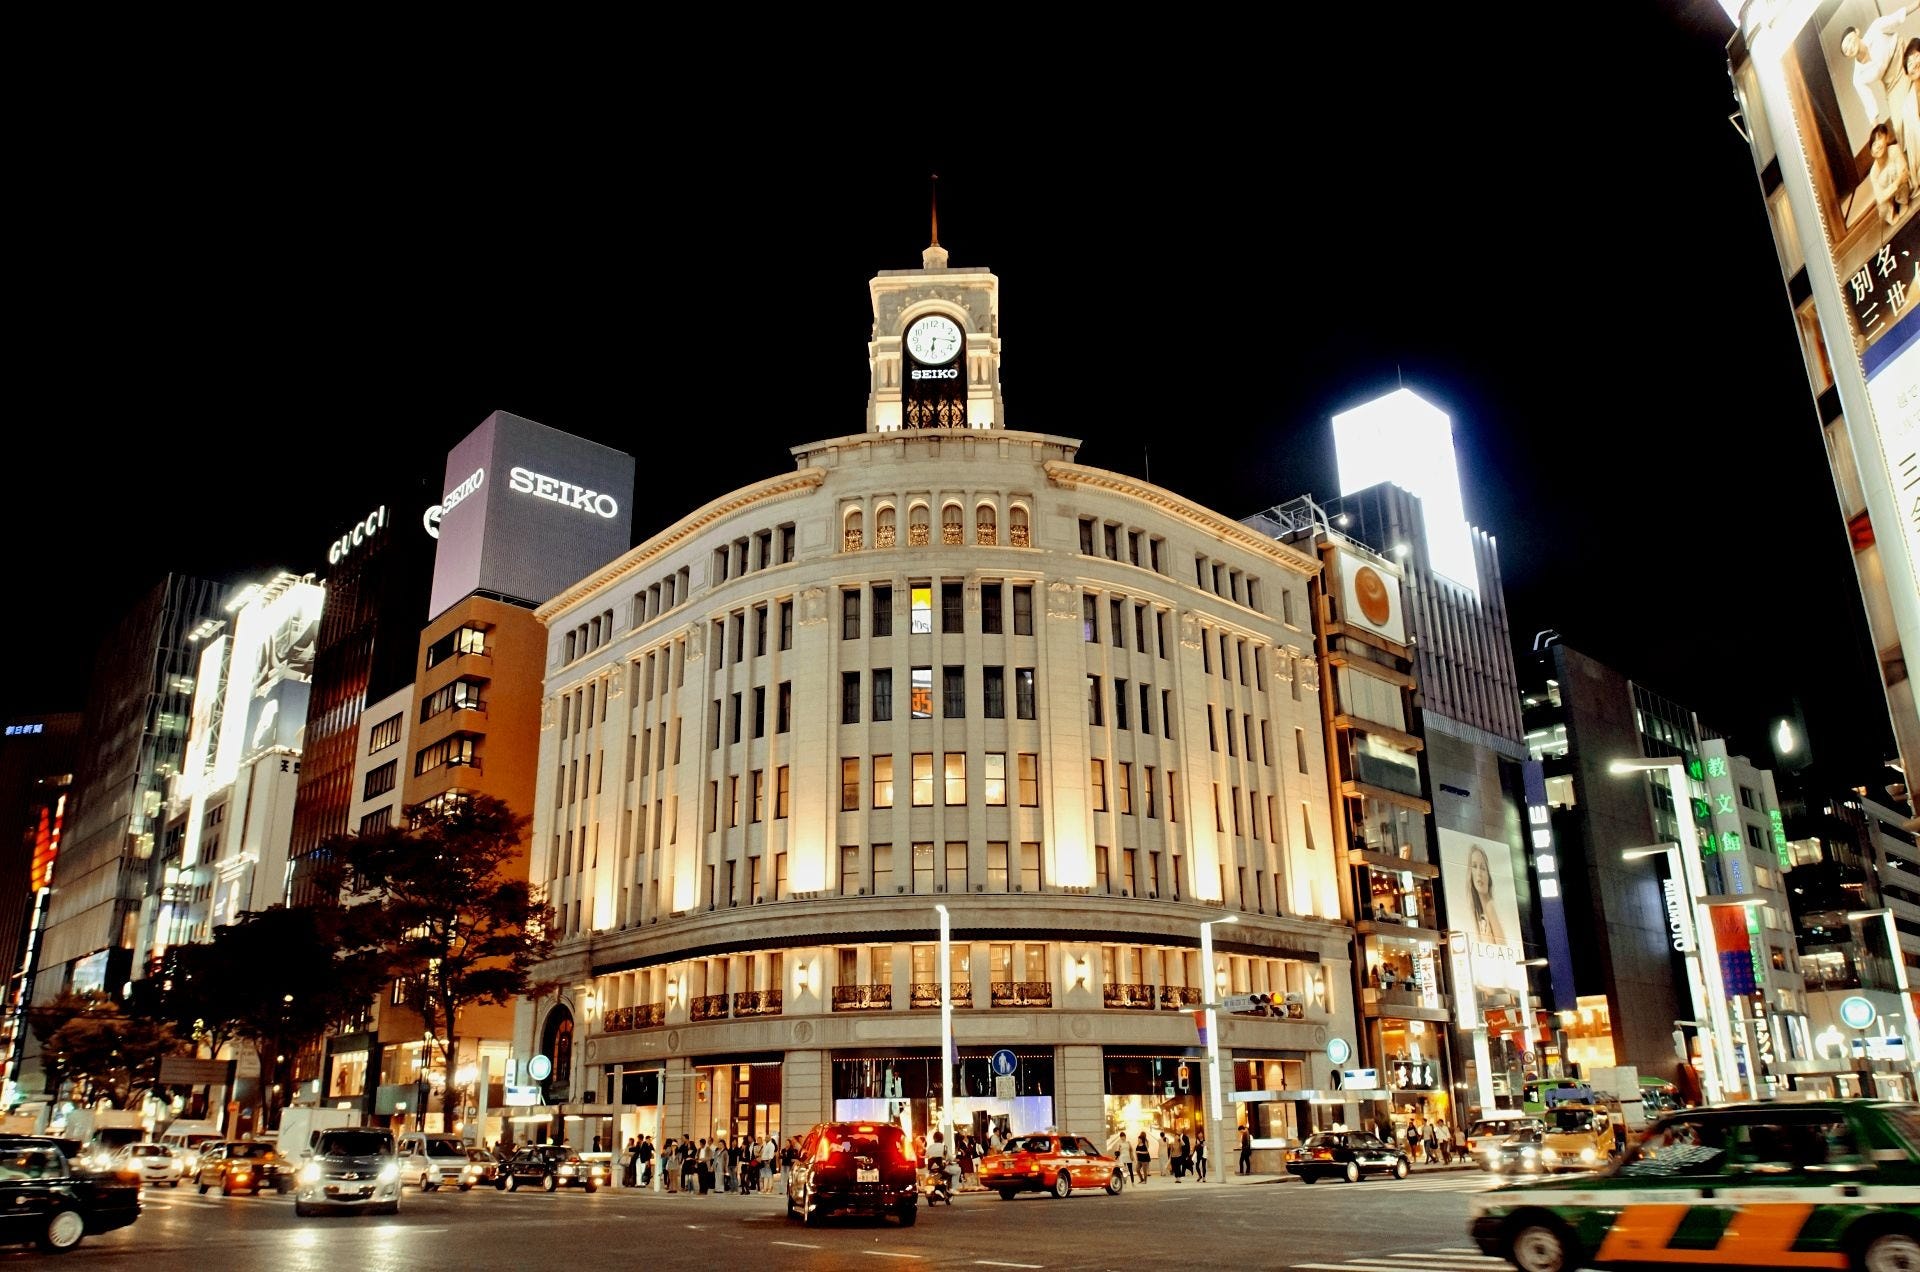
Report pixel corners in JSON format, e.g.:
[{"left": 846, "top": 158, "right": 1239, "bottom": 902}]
[{"left": 1291, "top": 1249, "right": 1524, "bottom": 1272}]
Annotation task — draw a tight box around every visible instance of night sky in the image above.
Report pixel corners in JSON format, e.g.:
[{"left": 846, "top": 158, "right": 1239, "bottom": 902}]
[{"left": 7, "top": 4, "right": 1898, "bottom": 785}]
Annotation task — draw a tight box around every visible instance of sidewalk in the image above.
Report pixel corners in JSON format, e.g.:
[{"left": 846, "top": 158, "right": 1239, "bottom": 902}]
[{"left": 1126, "top": 1160, "right": 1481, "bottom": 1186}]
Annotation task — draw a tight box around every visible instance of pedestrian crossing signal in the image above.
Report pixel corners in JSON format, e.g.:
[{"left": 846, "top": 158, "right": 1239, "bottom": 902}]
[
  {"left": 1249, "top": 993, "right": 1273, "bottom": 1015},
  {"left": 1177, "top": 1063, "right": 1189, "bottom": 1090}
]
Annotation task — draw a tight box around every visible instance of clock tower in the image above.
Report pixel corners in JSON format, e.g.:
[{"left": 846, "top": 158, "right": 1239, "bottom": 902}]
[{"left": 865, "top": 211, "right": 1005, "bottom": 432}]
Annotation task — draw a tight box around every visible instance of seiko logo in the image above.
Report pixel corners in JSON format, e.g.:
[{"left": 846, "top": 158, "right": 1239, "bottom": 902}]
[
  {"left": 508, "top": 466, "right": 618, "bottom": 518},
  {"left": 328, "top": 506, "right": 388, "bottom": 565},
  {"left": 423, "top": 468, "right": 485, "bottom": 541},
  {"left": 910, "top": 367, "right": 960, "bottom": 380}
]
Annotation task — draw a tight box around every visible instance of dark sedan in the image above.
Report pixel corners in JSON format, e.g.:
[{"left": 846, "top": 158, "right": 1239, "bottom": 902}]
[
  {"left": 0, "top": 1135, "right": 140, "bottom": 1253},
  {"left": 494, "top": 1145, "right": 605, "bottom": 1192},
  {"left": 1285, "top": 1131, "right": 1411, "bottom": 1184}
]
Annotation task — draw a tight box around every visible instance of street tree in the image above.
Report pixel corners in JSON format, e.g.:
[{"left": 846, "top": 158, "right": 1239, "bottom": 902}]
[
  {"left": 320, "top": 795, "right": 554, "bottom": 1129},
  {"left": 30, "top": 991, "right": 183, "bottom": 1109}
]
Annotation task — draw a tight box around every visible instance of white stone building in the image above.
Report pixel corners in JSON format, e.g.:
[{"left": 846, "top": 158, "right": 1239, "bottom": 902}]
[{"left": 517, "top": 240, "right": 1358, "bottom": 1161}]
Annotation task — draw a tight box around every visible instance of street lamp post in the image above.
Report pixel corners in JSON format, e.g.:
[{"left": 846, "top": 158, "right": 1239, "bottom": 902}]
[
  {"left": 935, "top": 904, "right": 953, "bottom": 1155},
  {"left": 1611, "top": 760, "right": 1743, "bottom": 1101},
  {"left": 1518, "top": 957, "right": 1551, "bottom": 1081},
  {"left": 1200, "top": 914, "right": 1236, "bottom": 1186}
]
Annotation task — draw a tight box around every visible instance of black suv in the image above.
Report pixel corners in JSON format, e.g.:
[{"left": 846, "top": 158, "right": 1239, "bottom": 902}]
[
  {"left": 0, "top": 1135, "right": 141, "bottom": 1254},
  {"left": 494, "top": 1145, "right": 605, "bottom": 1192},
  {"left": 787, "top": 1121, "right": 917, "bottom": 1226}
]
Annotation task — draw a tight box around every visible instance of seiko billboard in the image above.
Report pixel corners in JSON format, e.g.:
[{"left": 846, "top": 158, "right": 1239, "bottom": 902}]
[{"left": 427, "top": 411, "right": 637, "bottom": 620}]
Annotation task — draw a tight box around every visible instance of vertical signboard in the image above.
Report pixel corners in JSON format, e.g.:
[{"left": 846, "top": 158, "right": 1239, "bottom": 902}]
[
  {"left": 1438, "top": 830, "right": 1528, "bottom": 1025},
  {"left": 1521, "top": 762, "right": 1576, "bottom": 1012},
  {"left": 1333, "top": 547, "right": 1407, "bottom": 645}
]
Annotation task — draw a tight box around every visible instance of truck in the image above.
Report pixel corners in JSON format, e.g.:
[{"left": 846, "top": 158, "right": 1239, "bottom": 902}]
[
  {"left": 1584, "top": 1065, "right": 1647, "bottom": 1133},
  {"left": 62, "top": 1108, "right": 149, "bottom": 1168},
  {"left": 275, "top": 1107, "right": 365, "bottom": 1159}
]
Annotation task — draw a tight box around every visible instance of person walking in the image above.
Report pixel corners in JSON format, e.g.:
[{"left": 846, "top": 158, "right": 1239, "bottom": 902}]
[
  {"left": 1135, "top": 1130, "right": 1151, "bottom": 1181},
  {"left": 1238, "top": 1125, "right": 1253, "bottom": 1175},
  {"left": 1424, "top": 1122, "right": 1439, "bottom": 1166},
  {"left": 1194, "top": 1128, "right": 1208, "bottom": 1181},
  {"left": 1175, "top": 1131, "right": 1191, "bottom": 1181},
  {"left": 1108, "top": 1128, "right": 1134, "bottom": 1183}
]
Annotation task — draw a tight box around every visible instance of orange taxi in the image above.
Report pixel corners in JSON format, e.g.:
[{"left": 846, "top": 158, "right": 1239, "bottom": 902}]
[{"left": 977, "top": 1133, "right": 1125, "bottom": 1200}]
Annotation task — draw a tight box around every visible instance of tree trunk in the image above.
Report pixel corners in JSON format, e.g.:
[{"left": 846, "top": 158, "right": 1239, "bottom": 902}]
[{"left": 441, "top": 1024, "right": 460, "bottom": 1133}]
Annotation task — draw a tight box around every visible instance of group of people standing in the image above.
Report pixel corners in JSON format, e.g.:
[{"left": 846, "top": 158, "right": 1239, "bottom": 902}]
[
  {"left": 624, "top": 1133, "right": 791, "bottom": 1195},
  {"left": 1376, "top": 1116, "right": 1456, "bottom": 1165},
  {"left": 1103, "top": 1127, "right": 1208, "bottom": 1182},
  {"left": 915, "top": 1127, "right": 992, "bottom": 1188}
]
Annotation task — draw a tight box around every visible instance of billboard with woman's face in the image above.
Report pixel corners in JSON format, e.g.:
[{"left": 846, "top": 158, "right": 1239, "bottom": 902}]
[{"left": 1439, "top": 830, "right": 1527, "bottom": 1020}]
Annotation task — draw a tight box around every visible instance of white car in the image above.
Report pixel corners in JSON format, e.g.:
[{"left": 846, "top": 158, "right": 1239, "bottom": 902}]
[
  {"left": 396, "top": 1133, "right": 471, "bottom": 1191},
  {"left": 113, "top": 1142, "right": 184, "bottom": 1186}
]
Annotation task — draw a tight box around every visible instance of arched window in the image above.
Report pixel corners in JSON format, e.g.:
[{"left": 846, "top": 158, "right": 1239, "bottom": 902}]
[
  {"left": 843, "top": 507, "right": 864, "bottom": 553},
  {"left": 976, "top": 503, "right": 998, "bottom": 546},
  {"left": 909, "top": 504, "right": 931, "bottom": 547},
  {"left": 875, "top": 505, "right": 897, "bottom": 549},
  {"left": 942, "top": 504, "right": 964, "bottom": 545},
  {"left": 1009, "top": 505, "right": 1031, "bottom": 548}
]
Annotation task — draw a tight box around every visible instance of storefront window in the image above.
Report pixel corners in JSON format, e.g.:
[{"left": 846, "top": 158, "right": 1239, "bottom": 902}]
[
  {"left": 329, "top": 1049, "right": 368, "bottom": 1099},
  {"left": 1102, "top": 1053, "right": 1204, "bottom": 1147},
  {"left": 832, "top": 1051, "right": 1054, "bottom": 1143}
]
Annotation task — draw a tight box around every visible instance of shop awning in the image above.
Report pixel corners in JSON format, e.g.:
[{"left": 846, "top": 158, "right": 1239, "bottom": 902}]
[{"left": 1231, "top": 1088, "right": 1391, "bottom": 1103}]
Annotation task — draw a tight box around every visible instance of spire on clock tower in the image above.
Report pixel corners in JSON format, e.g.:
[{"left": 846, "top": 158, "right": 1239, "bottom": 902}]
[{"left": 922, "top": 173, "right": 948, "bottom": 271}]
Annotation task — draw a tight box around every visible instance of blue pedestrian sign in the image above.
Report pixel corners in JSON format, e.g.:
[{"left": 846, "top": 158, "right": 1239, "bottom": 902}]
[{"left": 990, "top": 1049, "right": 1018, "bottom": 1077}]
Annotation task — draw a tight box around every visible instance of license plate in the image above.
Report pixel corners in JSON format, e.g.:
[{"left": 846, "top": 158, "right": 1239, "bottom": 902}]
[{"left": 857, "top": 1168, "right": 879, "bottom": 1183}]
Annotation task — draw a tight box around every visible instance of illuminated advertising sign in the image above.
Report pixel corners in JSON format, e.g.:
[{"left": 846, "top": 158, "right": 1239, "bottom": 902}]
[
  {"left": 215, "top": 578, "right": 322, "bottom": 786},
  {"left": 3, "top": 723, "right": 43, "bottom": 736},
  {"left": 327, "top": 506, "right": 389, "bottom": 565},
  {"left": 1334, "top": 546, "right": 1406, "bottom": 645},
  {"left": 71, "top": 950, "right": 109, "bottom": 997},
  {"left": 1864, "top": 311, "right": 1920, "bottom": 610},
  {"left": 427, "top": 411, "right": 636, "bottom": 620},
  {"left": 1438, "top": 829, "right": 1527, "bottom": 1021},
  {"left": 28, "top": 799, "right": 61, "bottom": 894},
  {"left": 1333, "top": 388, "right": 1478, "bottom": 597}
]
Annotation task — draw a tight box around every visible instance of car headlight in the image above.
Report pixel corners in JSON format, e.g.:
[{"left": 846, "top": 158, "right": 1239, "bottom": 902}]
[
  {"left": 378, "top": 1163, "right": 399, "bottom": 1184},
  {"left": 559, "top": 1165, "right": 576, "bottom": 1176},
  {"left": 1579, "top": 1147, "right": 1597, "bottom": 1163},
  {"left": 1542, "top": 1148, "right": 1559, "bottom": 1162},
  {"left": 1520, "top": 1148, "right": 1536, "bottom": 1159},
  {"left": 590, "top": 1166, "right": 606, "bottom": 1176},
  {"left": 300, "top": 1164, "right": 321, "bottom": 1185}
]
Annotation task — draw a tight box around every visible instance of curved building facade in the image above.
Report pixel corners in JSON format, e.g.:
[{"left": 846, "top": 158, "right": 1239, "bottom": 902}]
[{"left": 519, "top": 244, "right": 1360, "bottom": 1161}]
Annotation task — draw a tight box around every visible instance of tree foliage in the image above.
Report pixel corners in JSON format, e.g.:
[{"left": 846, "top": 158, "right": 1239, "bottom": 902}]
[
  {"left": 30, "top": 991, "right": 183, "bottom": 1109},
  {"left": 319, "top": 794, "right": 554, "bottom": 1127}
]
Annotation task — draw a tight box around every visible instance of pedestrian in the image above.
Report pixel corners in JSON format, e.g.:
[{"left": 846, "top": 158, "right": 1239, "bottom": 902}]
[
  {"left": 694, "top": 1139, "right": 709, "bottom": 1194},
  {"left": 760, "top": 1135, "right": 777, "bottom": 1193},
  {"left": 1438, "top": 1124, "right": 1453, "bottom": 1166},
  {"left": 1174, "top": 1131, "right": 1190, "bottom": 1181},
  {"left": 1135, "top": 1130, "right": 1151, "bottom": 1181},
  {"left": 1238, "top": 1125, "right": 1252, "bottom": 1175},
  {"left": 782, "top": 1137, "right": 799, "bottom": 1196},
  {"left": 1424, "top": 1122, "right": 1438, "bottom": 1165},
  {"left": 623, "top": 1136, "right": 638, "bottom": 1187},
  {"left": 1108, "top": 1127, "right": 1134, "bottom": 1183},
  {"left": 663, "top": 1138, "right": 678, "bottom": 1192},
  {"left": 641, "top": 1135, "right": 657, "bottom": 1187},
  {"left": 1194, "top": 1129, "right": 1208, "bottom": 1182}
]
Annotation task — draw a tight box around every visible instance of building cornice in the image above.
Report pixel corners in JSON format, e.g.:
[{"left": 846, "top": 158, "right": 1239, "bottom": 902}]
[
  {"left": 536, "top": 468, "right": 827, "bottom": 620},
  {"left": 1043, "top": 462, "right": 1322, "bottom": 579}
]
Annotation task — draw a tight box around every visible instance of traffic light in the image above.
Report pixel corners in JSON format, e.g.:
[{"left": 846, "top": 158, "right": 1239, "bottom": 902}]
[{"left": 1249, "top": 992, "right": 1274, "bottom": 1016}]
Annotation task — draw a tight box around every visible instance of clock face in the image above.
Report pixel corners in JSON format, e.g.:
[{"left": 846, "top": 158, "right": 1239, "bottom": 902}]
[{"left": 906, "top": 315, "right": 963, "bottom": 365}]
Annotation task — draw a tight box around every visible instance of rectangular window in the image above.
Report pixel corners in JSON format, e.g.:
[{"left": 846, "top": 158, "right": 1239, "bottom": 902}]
[
  {"left": 872, "top": 585, "right": 893, "bottom": 637},
  {"left": 1213, "top": 784, "right": 1225, "bottom": 832},
  {"left": 842, "top": 589, "right": 861, "bottom": 640},
  {"left": 1138, "top": 683, "right": 1152, "bottom": 735},
  {"left": 1295, "top": 727, "right": 1309, "bottom": 774},
  {"left": 754, "top": 604, "right": 768, "bottom": 657},
  {"left": 1110, "top": 597, "right": 1125, "bottom": 648},
  {"left": 711, "top": 619, "right": 726, "bottom": 669},
  {"left": 1079, "top": 517, "right": 1096, "bottom": 555},
  {"left": 983, "top": 666, "right": 1005, "bottom": 718},
  {"left": 868, "top": 670, "right": 893, "bottom": 723},
  {"left": 1096, "top": 847, "right": 1110, "bottom": 894},
  {"left": 911, "top": 667, "right": 933, "bottom": 719},
  {"left": 1012, "top": 585, "right": 1034, "bottom": 635},
  {"left": 841, "top": 757, "right": 860, "bottom": 811},
  {"left": 1261, "top": 721, "right": 1271, "bottom": 766},
  {"left": 725, "top": 775, "right": 739, "bottom": 828},
  {"left": 1091, "top": 758, "right": 1108, "bottom": 811},
  {"left": 1202, "top": 630, "right": 1212, "bottom": 674},
  {"left": 873, "top": 755, "right": 895, "bottom": 808},
  {"left": 912, "top": 753, "right": 935, "bottom": 806},
  {"left": 840, "top": 845, "right": 860, "bottom": 896},
  {"left": 1016, "top": 667, "right": 1036, "bottom": 719},
  {"left": 1018, "top": 753, "right": 1040, "bottom": 807},
  {"left": 1083, "top": 594, "right": 1098, "bottom": 643},
  {"left": 777, "top": 681, "right": 792, "bottom": 733},
  {"left": 873, "top": 845, "right": 892, "bottom": 895},
  {"left": 1123, "top": 848, "right": 1138, "bottom": 895},
  {"left": 368, "top": 713, "right": 403, "bottom": 754},
  {"left": 943, "top": 666, "right": 966, "bottom": 717},
  {"left": 729, "top": 693, "right": 742, "bottom": 744},
  {"left": 1117, "top": 762, "right": 1133, "bottom": 815},
  {"left": 982, "top": 584, "right": 1003, "bottom": 634},
  {"left": 1150, "top": 538, "right": 1164, "bottom": 573},
  {"left": 732, "top": 613, "right": 745, "bottom": 662},
  {"left": 1156, "top": 611, "right": 1169, "bottom": 659},
  {"left": 1020, "top": 843, "right": 1042, "bottom": 892},
  {"left": 1103, "top": 524, "right": 1119, "bottom": 559},
  {"left": 988, "top": 842, "right": 1010, "bottom": 892},
  {"left": 424, "top": 624, "right": 488, "bottom": 669},
  {"left": 1208, "top": 707, "right": 1218, "bottom": 752},
  {"left": 780, "top": 600, "right": 793, "bottom": 650},
  {"left": 1115, "top": 679, "right": 1129, "bottom": 730},
  {"left": 942, "top": 582, "right": 964, "bottom": 633},
  {"left": 1129, "top": 530, "right": 1142, "bottom": 567},
  {"left": 753, "top": 686, "right": 766, "bottom": 739},
  {"left": 364, "top": 760, "right": 398, "bottom": 800},
  {"left": 944, "top": 752, "right": 966, "bottom": 805},
  {"left": 1162, "top": 689, "right": 1174, "bottom": 739},
  {"left": 1231, "top": 787, "right": 1243, "bottom": 835},
  {"left": 911, "top": 585, "right": 933, "bottom": 634},
  {"left": 1143, "top": 766, "right": 1157, "bottom": 818},
  {"left": 842, "top": 671, "right": 861, "bottom": 724},
  {"left": 1087, "top": 675, "right": 1104, "bottom": 726},
  {"left": 945, "top": 842, "right": 967, "bottom": 894},
  {"left": 1134, "top": 603, "right": 1148, "bottom": 653},
  {"left": 1226, "top": 709, "right": 1237, "bottom": 756},
  {"left": 984, "top": 753, "right": 1007, "bottom": 805}
]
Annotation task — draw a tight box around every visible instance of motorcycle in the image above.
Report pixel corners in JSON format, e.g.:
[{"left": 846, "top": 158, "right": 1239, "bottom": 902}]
[{"left": 922, "top": 1155, "right": 956, "bottom": 1205}]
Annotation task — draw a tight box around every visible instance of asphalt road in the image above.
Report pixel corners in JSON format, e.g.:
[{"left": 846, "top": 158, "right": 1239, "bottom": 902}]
[{"left": 13, "top": 1171, "right": 1521, "bottom": 1272}]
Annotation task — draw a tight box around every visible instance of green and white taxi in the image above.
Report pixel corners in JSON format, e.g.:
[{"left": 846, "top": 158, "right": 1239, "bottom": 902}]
[{"left": 1468, "top": 1099, "right": 1918, "bottom": 1272}]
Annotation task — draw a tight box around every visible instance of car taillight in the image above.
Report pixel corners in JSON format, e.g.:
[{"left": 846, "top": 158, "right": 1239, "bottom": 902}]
[{"left": 898, "top": 1142, "right": 916, "bottom": 1165}]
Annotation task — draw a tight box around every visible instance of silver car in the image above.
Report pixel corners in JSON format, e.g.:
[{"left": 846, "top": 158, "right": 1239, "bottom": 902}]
[
  {"left": 293, "top": 1128, "right": 400, "bottom": 1217},
  {"left": 111, "top": 1143, "right": 183, "bottom": 1187}
]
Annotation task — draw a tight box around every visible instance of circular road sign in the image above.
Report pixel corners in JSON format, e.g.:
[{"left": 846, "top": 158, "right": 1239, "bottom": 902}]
[
  {"left": 528, "top": 1053, "right": 553, "bottom": 1082},
  {"left": 1327, "top": 1037, "right": 1352, "bottom": 1066},
  {"left": 990, "top": 1049, "right": 1018, "bottom": 1077},
  {"left": 1839, "top": 996, "right": 1878, "bottom": 1030}
]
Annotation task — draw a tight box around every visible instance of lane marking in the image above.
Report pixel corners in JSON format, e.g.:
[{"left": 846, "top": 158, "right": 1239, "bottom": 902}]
[
  {"left": 975, "top": 1261, "right": 1045, "bottom": 1268},
  {"left": 772, "top": 1240, "right": 822, "bottom": 1249},
  {"left": 864, "top": 1252, "right": 919, "bottom": 1260}
]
